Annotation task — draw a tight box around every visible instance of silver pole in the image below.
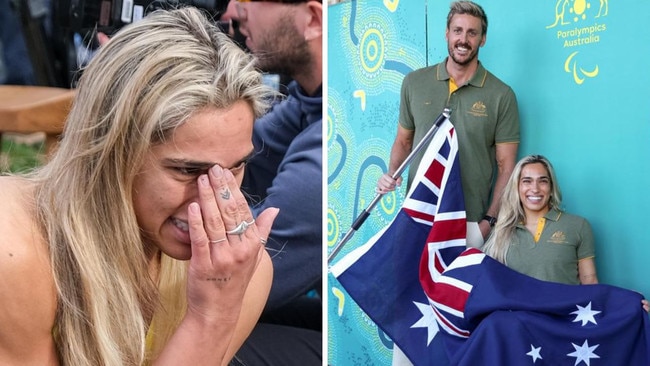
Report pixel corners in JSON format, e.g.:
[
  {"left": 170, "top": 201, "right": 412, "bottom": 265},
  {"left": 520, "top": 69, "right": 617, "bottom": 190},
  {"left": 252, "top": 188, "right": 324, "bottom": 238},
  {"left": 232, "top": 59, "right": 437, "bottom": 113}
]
[{"left": 328, "top": 108, "right": 451, "bottom": 264}]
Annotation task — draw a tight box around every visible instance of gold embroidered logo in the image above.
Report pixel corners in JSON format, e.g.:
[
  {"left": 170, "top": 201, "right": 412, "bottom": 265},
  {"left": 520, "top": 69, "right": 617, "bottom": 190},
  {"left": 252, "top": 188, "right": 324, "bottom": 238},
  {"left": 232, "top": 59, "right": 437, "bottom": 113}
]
[
  {"left": 549, "top": 231, "right": 567, "bottom": 244},
  {"left": 468, "top": 101, "right": 487, "bottom": 117}
]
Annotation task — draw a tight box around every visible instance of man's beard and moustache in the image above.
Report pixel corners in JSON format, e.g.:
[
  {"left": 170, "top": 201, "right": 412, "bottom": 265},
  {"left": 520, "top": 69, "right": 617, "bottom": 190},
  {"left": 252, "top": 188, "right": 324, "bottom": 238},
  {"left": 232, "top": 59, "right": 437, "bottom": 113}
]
[
  {"left": 448, "top": 41, "right": 479, "bottom": 66},
  {"left": 254, "top": 14, "right": 312, "bottom": 79}
]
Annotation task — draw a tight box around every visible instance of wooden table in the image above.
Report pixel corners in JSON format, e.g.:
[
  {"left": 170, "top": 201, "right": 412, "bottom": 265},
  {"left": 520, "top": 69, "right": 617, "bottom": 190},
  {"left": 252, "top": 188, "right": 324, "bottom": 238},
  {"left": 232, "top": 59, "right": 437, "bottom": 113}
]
[{"left": 0, "top": 85, "right": 75, "bottom": 154}]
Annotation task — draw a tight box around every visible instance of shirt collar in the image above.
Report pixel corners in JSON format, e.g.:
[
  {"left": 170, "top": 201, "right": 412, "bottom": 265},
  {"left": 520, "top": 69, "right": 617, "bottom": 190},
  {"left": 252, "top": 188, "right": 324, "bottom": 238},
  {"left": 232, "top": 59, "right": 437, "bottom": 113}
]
[
  {"left": 544, "top": 207, "right": 562, "bottom": 221},
  {"left": 516, "top": 208, "right": 563, "bottom": 228},
  {"left": 436, "top": 57, "right": 487, "bottom": 87}
]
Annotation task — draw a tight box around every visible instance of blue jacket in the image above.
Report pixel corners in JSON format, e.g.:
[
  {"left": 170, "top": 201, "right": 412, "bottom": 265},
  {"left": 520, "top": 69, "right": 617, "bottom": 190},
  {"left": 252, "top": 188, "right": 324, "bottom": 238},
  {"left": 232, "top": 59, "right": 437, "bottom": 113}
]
[
  {"left": 0, "top": 0, "right": 35, "bottom": 85},
  {"left": 243, "top": 81, "right": 322, "bottom": 310}
]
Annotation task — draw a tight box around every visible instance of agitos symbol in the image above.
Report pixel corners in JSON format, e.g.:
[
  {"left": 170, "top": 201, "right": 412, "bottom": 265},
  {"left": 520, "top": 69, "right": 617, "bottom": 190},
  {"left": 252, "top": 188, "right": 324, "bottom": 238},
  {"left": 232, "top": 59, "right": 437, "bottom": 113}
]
[{"left": 564, "top": 51, "right": 599, "bottom": 85}]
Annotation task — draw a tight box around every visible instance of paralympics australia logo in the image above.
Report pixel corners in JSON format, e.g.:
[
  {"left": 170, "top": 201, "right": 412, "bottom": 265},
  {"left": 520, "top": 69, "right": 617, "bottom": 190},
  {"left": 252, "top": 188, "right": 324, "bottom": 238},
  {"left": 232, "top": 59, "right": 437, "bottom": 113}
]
[{"left": 546, "top": 0, "right": 608, "bottom": 84}]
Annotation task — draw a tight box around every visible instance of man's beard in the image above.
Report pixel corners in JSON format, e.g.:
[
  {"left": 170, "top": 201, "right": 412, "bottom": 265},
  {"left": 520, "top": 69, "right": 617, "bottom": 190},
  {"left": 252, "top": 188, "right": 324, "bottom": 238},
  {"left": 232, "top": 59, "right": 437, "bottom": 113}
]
[
  {"left": 447, "top": 42, "right": 479, "bottom": 66},
  {"left": 254, "top": 15, "right": 311, "bottom": 78}
]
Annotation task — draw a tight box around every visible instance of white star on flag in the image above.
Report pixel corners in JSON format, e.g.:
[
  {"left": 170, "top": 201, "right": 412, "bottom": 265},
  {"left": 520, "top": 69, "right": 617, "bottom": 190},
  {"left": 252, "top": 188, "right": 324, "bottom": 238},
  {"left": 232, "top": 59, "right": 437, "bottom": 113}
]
[
  {"left": 571, "top": 302, "right": 601, "bottom": 326},
  {"left": 526, "top": 344, "right": 542, "bottom": 363},
  {"left": 411, "top": 301, "right": 440, "bottom": 346},
  {"left": 567, "top": 339, "right": 600, "bottom": 366}
]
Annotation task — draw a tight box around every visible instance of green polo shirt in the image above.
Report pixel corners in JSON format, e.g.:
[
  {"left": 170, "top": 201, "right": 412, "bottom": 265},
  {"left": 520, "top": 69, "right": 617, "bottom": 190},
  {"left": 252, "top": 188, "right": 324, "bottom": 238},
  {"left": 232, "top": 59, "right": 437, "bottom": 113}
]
[
  {"left": 506, "top": 209, "right": 596, "bottom": 285},
  {"left": 399, "top": 58, "right": 520, "bottom": 221}
]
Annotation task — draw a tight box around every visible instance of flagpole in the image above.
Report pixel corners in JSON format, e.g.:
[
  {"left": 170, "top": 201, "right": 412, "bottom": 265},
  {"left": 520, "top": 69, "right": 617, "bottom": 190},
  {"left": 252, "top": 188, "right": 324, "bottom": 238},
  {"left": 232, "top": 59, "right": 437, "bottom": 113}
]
[{"left": 328, "top": 108, "right": 452, "bottom": 264}]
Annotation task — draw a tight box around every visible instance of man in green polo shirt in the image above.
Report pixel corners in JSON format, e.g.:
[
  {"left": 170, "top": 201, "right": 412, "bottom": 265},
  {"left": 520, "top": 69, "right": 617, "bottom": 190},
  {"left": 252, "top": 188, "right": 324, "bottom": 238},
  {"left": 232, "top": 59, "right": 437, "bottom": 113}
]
[{"left": 377, "top": 0, "right": 520, "bottom": 249}]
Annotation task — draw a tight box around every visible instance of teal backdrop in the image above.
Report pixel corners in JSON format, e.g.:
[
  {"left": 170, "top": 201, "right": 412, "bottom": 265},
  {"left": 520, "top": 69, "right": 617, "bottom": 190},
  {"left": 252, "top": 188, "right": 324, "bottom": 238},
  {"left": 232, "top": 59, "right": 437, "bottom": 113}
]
[{"left": 327, "top": 0, "right": 650, "bottom": 364}]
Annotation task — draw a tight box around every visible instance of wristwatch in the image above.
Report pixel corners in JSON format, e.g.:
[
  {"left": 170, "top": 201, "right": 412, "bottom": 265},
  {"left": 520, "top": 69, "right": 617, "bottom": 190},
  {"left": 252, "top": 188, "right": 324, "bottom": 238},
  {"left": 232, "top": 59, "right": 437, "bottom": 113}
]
[{"left": 483, "top": 215, "right": 497, "bottom": 227}]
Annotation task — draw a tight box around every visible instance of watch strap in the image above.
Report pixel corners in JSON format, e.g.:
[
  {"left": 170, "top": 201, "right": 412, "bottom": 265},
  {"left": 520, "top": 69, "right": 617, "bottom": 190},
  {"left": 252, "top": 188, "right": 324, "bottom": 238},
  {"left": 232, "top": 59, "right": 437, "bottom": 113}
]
[{"left": 483, "top": 215, "right": 497, "bottom": 227}]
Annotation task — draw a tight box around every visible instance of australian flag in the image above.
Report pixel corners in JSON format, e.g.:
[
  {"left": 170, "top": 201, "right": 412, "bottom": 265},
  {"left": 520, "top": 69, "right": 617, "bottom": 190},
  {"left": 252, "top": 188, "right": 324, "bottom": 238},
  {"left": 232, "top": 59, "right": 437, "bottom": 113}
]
[
  {"left": 331, "top": 117, "right": 650, "bottom": 365},
  {"left": 331, "top": 117, "right": 464, "bottom": 365}
]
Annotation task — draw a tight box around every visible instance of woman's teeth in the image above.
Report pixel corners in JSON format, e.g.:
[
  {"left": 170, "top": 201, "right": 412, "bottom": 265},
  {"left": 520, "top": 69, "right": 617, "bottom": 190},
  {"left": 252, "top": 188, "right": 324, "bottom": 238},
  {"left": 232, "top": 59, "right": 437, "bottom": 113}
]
[{"left": 172, "top": 217, "right": 189, "bottom": 232}]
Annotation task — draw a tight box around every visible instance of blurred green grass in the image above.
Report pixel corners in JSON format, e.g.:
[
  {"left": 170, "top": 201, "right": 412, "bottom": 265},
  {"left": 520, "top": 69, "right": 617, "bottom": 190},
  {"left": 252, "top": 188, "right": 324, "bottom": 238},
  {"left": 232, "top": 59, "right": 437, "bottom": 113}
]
[{"left": 0, "top": 137, "right": 45, "bottom": 173}]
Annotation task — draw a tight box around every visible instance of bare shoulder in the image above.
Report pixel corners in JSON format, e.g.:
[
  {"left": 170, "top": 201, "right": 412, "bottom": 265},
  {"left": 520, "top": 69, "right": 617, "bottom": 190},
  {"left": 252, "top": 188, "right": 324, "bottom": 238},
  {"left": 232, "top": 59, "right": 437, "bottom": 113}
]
[
  {"left": 0, "top": 176, "right": 43, "bottom": 259},
  {"left": 0, "top": 176, "right": 58, "bottom": 364}
]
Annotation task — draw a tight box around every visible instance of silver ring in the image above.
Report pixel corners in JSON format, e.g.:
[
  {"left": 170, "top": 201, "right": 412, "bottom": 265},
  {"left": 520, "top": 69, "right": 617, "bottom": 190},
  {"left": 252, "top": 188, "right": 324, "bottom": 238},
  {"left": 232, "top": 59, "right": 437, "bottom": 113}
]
[
  {"left": 260, "top": 237, "right": 268, "bottom": 245},
  {"left": 226, "top": 219, "right": 255, "bottom": 236},
  {"left": 209, "top": 238, "right": 227, "bottom": 244}
]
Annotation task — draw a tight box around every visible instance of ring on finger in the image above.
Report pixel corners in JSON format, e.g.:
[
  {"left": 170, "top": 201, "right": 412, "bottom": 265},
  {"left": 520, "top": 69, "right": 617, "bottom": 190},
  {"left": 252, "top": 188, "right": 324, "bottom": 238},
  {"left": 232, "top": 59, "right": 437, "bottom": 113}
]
[
  {"left": 260, "top": 237, "right": 268, "bottom": 245},
  {"left": 226, "top": 219, "right": 255, "bottom": 236},
  {"left": 209, "top": 238, "right": 227, "bottom": 244}
]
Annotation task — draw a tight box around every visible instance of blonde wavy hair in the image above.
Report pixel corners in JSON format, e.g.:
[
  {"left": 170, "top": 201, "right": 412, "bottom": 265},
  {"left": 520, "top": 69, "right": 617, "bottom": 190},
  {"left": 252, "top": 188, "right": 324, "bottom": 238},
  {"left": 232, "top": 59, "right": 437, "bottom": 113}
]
[
  {"left": 447, "top": 1, "right": 488, "bottom": 35},
  {"left": 31, "top": 7, "right": 273, "bottom": 365},
  {"left": 482, "top": 155, "right": 563, "bottom": 264}
]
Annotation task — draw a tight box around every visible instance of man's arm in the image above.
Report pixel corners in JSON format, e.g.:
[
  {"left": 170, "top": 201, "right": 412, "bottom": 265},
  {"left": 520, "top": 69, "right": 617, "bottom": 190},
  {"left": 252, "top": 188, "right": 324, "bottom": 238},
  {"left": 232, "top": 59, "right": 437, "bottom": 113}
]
[
  {"left": 376, "top": 125, "right": 414, "bottom": 193},
  {"left": 242, "top": 81, "right": 322, "bottom": 311},
  {"left": 248, "top": 122, "right": 322, "bottom": 310},
  {"left": 479, "top": 142, "right": 518, "bottom": 238}
]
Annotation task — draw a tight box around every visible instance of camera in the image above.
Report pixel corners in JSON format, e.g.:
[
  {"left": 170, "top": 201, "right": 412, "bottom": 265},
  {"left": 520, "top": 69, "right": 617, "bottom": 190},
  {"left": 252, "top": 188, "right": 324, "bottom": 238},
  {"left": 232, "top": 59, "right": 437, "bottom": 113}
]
[
  {"left": 46, "top": 0, "right": 227, "bottom": 87},
  {"left": 55, "top": 0, "right": 226, "bottom": 35}
]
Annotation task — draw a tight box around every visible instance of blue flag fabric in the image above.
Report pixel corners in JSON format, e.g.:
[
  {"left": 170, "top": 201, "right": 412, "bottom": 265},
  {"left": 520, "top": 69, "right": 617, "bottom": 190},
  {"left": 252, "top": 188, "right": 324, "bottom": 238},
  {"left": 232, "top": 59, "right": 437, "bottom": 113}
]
[
  {"left": 331, "top": 116, "right": 650, "bottom": 365},
  {"left": 331, "top": 117, "right": 462, "bottom": 365},
  {"left": 436, "top": 248, "right": 650, "bottom": 365}
]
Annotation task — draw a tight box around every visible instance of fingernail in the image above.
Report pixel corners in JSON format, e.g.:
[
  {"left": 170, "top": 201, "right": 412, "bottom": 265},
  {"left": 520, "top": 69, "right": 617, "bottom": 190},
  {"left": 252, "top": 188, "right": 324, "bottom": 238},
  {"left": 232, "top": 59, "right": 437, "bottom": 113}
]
[
  {"left": 270, "top": 207, "right": 280, "bottom": 219},
  {"left": 199, "top": 174, "right": 209, "bottom": 186},
  {"left": 211, "top": 165, "right": 223, "bottom": 175}
]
